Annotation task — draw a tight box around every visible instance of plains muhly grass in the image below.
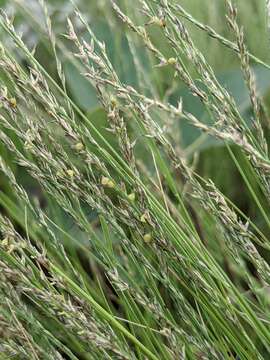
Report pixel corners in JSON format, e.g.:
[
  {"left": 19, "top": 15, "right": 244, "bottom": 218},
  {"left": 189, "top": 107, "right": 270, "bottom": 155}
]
[{"left": 0, "top": 0, "right": 270, "bottom": 359}]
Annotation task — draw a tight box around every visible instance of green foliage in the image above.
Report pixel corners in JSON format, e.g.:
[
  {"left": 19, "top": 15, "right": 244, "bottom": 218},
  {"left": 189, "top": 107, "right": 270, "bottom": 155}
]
[{"left": 1, "top": 1, "right": 270, "bottom": 359}]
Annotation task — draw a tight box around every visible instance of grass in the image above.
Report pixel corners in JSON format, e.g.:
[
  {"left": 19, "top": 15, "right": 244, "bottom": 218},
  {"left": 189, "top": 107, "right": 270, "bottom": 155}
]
[{"left": 1, "top": 0, "right": 270, "bottom": 359}]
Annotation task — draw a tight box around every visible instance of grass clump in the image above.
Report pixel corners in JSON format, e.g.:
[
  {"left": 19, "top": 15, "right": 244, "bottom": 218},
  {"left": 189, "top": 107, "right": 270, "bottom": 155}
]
[{"left": 1, "top": 0, "right": 270, "bottom": 359}]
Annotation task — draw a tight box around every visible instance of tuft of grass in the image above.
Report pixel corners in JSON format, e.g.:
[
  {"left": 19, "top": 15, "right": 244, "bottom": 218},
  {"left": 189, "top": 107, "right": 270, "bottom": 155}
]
[{"left": 0, "top": 0, "right": 270, "bottom": 359}]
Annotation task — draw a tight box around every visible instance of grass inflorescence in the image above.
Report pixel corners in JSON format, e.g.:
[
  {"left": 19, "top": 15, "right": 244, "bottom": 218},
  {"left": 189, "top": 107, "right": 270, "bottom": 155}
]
[{"left": 0, "top": 0, "right": 270, "bottom": 359}]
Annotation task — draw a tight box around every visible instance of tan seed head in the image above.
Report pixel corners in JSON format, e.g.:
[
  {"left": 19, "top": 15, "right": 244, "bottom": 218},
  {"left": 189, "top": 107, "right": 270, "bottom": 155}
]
[
  {"left": 66, "top": 169, "right": 75, "bottom": 177},
  {"left": 74, "top": 142, "right": 84, "bottom": 151}
]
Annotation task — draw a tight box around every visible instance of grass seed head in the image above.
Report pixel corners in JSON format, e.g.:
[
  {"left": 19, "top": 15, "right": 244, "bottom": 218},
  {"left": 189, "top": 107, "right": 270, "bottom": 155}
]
[
  {"left": 66, "top": 169, "right": 75, "bottom": 178},
  {"left": 110, "top": 96, "right": 117, "bottom": 109},
  {"left": 101, "top": 176, "right": 115, "bottom": 188},
  {"left": 140, "top": 212, "right": 150, "bottom": 223},
  {"left": 143, "top": 233, "right": 152, "bottom": 243},
  {"left": 74, "top": 142, "right": 84, "bottom": 151},
  {"left": 24, "top": 141, "right": 33, "bottom": 151},
  {"left": 151, "top": 16, "right": 166, "bottom": 27},
  {"left": 167, "top": 57, "right": 177, "bottom": 65},
  {"left": 127, "top": 192, "right": 136, "bottom": 202},
  {"left": 8, "top": 97, "right": 17, "bottom": 108}
]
